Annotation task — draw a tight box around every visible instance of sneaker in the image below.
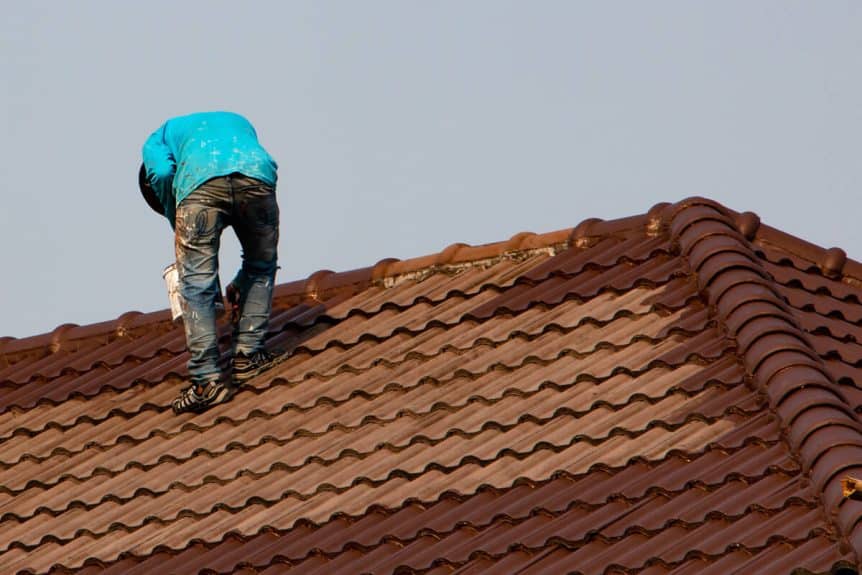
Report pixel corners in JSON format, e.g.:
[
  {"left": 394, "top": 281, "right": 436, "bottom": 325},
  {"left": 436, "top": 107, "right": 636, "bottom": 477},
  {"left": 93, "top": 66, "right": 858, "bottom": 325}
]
[
  {"left": 232, "top": 350, "right": 276, "bottom": 384},
  {"left": 171, "top": 379, "right": 236, "bottom": 414}
]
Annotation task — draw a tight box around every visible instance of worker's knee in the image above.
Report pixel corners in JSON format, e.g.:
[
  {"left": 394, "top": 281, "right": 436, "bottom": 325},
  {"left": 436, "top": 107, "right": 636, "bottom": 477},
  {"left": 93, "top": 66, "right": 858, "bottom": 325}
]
[
  {"left": 241, "top": 257, "right": 278, "bottom": 278},
  {"left": 179, "top": 268, "right": 220, "bottom": 305}
]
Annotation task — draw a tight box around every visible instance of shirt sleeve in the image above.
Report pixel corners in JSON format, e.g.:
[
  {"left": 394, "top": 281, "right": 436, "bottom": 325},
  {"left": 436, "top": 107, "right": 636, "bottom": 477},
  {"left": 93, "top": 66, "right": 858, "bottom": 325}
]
[{"left": 142, "top": 123, "right": 177, "bottom": 228}]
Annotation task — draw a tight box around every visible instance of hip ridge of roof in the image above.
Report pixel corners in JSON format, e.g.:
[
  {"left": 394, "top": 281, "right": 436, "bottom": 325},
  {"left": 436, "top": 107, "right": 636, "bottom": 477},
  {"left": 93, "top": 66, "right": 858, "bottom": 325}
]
[{"left": 665, "top": 196, "right": 862, "bottom": 564}]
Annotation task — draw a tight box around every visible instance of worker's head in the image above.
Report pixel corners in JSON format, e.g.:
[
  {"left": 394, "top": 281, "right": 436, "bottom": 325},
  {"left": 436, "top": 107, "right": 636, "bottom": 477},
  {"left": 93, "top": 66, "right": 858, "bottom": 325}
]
[{"left": 138, "top": 163, "right": 165, "bottom": 215}]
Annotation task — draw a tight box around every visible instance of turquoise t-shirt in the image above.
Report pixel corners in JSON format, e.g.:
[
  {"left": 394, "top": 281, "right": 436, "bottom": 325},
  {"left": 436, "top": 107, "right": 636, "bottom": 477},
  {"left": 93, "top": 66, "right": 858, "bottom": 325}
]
[{"left": 142, "top": 111, "right": 278, "bottom": 227}]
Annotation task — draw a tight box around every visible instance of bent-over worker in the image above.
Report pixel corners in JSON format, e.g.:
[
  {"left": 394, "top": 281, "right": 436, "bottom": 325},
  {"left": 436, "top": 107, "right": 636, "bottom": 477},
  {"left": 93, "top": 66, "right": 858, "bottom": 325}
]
[{"left": 139, "top": 111, "right": 280, "bottom": 414}]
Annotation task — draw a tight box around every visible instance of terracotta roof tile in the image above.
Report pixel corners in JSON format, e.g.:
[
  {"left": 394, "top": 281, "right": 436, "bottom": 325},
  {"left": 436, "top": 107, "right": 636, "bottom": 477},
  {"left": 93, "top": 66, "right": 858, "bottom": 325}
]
[{"left": 3, "top": 196, "right": 862, "bottom": 574}]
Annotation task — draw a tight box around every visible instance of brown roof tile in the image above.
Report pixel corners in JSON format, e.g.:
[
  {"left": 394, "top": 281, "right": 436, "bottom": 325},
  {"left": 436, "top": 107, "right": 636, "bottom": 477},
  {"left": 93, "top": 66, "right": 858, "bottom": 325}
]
[{"left": 3, "top": 196, "right": 862, "bottom": 574}]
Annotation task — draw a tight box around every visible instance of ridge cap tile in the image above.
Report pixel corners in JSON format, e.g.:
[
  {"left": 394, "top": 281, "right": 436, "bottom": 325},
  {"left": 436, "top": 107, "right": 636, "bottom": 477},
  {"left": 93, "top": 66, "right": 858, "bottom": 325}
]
[
  {"left": 6, "top": 194, "right": 861, "bottom": 354},
  {"left": 666, "top": 198, "right": 862, "bottom": 566}
]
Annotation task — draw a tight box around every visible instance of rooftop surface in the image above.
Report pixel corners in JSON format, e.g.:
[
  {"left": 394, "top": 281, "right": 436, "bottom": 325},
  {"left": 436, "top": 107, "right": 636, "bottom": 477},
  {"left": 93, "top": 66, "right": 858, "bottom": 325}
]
[{"left": 2, "top": 197, "right": 862, "bottom": 574}]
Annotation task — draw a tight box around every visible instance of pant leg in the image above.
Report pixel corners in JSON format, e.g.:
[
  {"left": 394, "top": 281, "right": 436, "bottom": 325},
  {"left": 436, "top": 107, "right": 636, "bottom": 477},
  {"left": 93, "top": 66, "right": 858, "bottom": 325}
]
[
  {"left": 229, "top": 176, "right": 279, "bottom": 354},
  {"left": 175, "top": 179, "right": 231, "bottom": 383}
]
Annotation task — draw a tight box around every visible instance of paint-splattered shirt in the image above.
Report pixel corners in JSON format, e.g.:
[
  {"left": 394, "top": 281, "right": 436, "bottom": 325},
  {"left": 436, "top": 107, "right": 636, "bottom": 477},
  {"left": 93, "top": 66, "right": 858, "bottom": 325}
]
[{"left": 142, "top": 111, "right": 278, "bottom": 227}]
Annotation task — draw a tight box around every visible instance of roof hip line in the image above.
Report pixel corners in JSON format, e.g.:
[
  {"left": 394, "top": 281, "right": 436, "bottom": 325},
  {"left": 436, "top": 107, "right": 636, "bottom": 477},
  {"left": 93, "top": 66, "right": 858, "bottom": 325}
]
[{"left": 663, "top": 196, "right": 862, "bottom": 563}]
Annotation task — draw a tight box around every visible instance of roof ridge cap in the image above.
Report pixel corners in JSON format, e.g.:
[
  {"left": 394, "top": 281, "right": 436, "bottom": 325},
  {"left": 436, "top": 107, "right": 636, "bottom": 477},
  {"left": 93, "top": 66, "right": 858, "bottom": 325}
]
[
  {"left": 3, "top": 217, "right": 657, "bottom": 360},
  {"left": 666, "top": 196, "right": 862, "bottom": 562},
  {"left": 273, "top": 226, "right": 577, "bottom": 302},
  {"left": 756, "top": 224, "right": 862, "bottom": 283},
  {"left": 341, "top": 211, "right": 659, "bottom": 289},
  {"left": 5, "top": 195, "right": 859, "bottom": 360},
  {"left": 5, "top": 194, "right": 860, "bottom": 362}
]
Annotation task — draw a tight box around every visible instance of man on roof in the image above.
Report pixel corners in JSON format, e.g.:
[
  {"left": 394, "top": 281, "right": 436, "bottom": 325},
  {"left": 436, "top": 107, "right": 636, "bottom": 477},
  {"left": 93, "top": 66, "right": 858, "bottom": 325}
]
[{"left": 139, "top": 111, "right": 280, "bottom": 414}]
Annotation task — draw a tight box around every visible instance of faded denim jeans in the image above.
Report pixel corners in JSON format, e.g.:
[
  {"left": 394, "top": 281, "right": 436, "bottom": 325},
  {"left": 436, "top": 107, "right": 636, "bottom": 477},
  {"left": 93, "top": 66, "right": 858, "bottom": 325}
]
[{"left": 174, "top": 173, "right": 279, "bottom": 384}]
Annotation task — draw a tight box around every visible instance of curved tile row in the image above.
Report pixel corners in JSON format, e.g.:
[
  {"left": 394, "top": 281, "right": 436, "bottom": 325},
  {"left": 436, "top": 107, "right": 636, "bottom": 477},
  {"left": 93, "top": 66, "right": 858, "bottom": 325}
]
[
  {"left": 0, "top": 418, "right": 778, "bottom": 570},
  {"left": 0, "top": 246, "right": 688, "bottom": 413},
  {"left": 0, "top": 288, "right": 721, "bottom": 460},
  {"left": 1, "top": 381, "right": 765, "bottom": 523},
  {"left": 760, "top": 257, "right": 862, "bottom": 307},
  {"left": 0, "top": 411, "right": 781, "bottom": 572},
  {"left": 0, "top": 329, "right": 735, "bottom": 485},
  {"left": 81, "top": 440, "right": 797, "bottom": 575},
  {"left": 0, "top": 239, "right": 667, "bottom": 390},
  {"left": 277, "top": 504, "right": 824, "bottom": 575},
  {"left": 417, "top": 535, "right": 851, "bottom": 575},
  {"left": 0, "top": 356, "right": 746, "bottom": 492},
  {"left": 0, "top": 380, "right": 758, "bottom": 506},
  {"left": 0, "top": 234, "right": 666, "bottom": 392}
]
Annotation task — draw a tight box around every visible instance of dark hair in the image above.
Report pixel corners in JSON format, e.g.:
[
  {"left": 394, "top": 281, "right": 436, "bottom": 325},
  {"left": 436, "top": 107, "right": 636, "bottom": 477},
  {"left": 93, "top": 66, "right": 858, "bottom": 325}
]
[{"left": 139, "top": 163, "right": 165, "bottom": 215}]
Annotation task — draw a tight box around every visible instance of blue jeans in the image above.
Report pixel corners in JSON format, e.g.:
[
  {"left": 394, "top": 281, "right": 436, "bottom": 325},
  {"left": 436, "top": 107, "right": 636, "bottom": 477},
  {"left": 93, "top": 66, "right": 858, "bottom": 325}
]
[{"left": 174, "top": 173, "right": 279, "bottom": 384}]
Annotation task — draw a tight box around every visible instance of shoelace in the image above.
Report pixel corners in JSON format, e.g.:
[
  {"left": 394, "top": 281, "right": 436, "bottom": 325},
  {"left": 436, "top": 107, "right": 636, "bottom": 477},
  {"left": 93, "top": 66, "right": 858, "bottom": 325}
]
[
  {"left": 236, "top": 350, "right": 273, "bottom": 367},
  {"left": 173, "top": 385, "right": 208, "bottom": 412}
]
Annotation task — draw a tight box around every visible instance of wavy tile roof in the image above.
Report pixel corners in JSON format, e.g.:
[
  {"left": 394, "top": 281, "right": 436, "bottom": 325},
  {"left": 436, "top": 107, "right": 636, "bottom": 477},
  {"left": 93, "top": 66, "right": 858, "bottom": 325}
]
[{"left": 2, "top": 197, "right": 862, "bottom": 574}]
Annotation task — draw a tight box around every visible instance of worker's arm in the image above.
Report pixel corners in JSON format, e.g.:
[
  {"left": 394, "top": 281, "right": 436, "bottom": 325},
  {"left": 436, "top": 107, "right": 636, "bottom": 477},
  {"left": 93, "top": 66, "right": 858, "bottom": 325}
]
[{"left": 142, "top": 124, "right": 177, "bottom": 228}]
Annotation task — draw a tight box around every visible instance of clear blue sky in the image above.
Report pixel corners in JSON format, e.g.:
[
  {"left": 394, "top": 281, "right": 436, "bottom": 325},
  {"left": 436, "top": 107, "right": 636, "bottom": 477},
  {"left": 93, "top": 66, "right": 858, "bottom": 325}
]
[{"left": 2, "top": 1, "right": 860, "bottom": 338}]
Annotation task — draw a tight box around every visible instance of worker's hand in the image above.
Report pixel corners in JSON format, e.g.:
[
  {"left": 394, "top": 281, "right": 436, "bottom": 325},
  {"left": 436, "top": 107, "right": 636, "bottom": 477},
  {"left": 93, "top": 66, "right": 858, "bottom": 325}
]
[{"left": 226, "top": 282, "right": 241, "bottom": 325}]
